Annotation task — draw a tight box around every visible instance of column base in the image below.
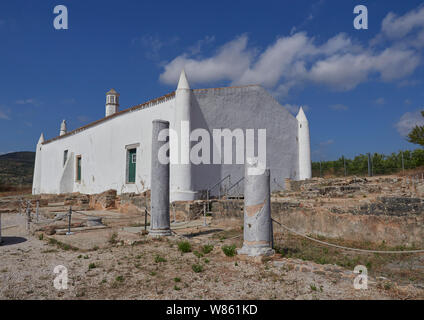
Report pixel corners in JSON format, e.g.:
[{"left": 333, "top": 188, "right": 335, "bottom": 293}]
[
  {"left": 171, "top": 190, "right": 198, "bottom": 202},
  {"left": 237, "top": 245, "right": 275, "bottom": 257},
  {"left": 148, "top": 228, "right": 172, "bottom": 237}
]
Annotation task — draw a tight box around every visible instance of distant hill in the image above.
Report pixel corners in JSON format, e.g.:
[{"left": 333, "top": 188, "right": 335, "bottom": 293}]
[{"left": 0, "top": 151, "right": 35, "bottom": 187}]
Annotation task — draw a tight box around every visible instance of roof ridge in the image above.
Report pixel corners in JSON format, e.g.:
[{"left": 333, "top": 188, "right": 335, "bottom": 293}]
[
  {"left": 193, "top": 84, "right": 259, "bottom": 91},
  {"left": 42, "top": 84, "right": 260, "bottom": 145},
  {"left": 43, "top": 91, "right": 176, "bottom": 145}
]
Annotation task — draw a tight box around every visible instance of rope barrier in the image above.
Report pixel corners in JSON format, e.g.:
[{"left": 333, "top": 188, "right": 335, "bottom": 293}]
[{"left": 271, "top": 218, "right": 424, "bottom": 254}]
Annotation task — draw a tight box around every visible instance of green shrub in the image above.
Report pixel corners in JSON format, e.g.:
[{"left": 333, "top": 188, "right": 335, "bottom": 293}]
[
  {"left": 193, "top": 250, "right": 203, "bottom": 258},
  {"left": 221, "top": 244, "right": 237, "bottom": 257},
  {"left": 115, "top": 275, "right": 124, "bottom": 282},
  {"left": 201, "top": 244, "right": 214, "bottom": 254},
  {"left": 192, "top": 264, "right": 204, "bottom": 273},
  {"left": 154, "top": 255, "right": 167, "bottom": 263},
  {"left": 108, "top": 232, "right": 118, "bottom": 245},
  {"left": 88, "top": 263, "right": 96, "bottom": 270},
  {"left": 178, "top": 241, "right": 192, "bottom": 253}
]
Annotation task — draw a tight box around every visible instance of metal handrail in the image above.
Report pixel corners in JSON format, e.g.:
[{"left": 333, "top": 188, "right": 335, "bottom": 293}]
[
  {"left": 225, "top": 176, "right": 244, "bottom": 199},
  {"left": 206, "top": 174, "right": 231, "bottom": 199},
  {"left": 206, "top": 174, "right": 231, "bottom": 211}
]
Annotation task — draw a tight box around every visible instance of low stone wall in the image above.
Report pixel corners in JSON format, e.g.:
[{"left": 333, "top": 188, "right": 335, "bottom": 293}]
[
  {"left": 273, "top": 206, "right": 424, "bottom": 247},
  {"left": 89, "top": 189, "right": 117, "bottom": 210},
  {"left": 208, "top": 197, "right": 424, "bottom": 247},
  {"left": 117, "top": 191, "right": 149, "bottom": 213}
]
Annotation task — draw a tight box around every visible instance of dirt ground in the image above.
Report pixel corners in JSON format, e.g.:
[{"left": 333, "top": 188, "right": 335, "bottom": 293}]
[{"left": 1, "top": 206, "right": 423, "bottom": 300}]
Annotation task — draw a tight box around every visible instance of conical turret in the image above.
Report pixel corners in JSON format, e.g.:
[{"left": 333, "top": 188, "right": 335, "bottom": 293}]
[
  {"left": 177, "top": 69, "right": 190, "bottom": 90},
  {"left": 37, "top": 133, "right": 45, "bottom": 145},
  {"left": 296, "top": 106, "right": 311, "bottom": 180},
  {"left": 296, "top": 106, "right": 308, "bottom": 122},
  {"left": 60, "top": 120, "right": 67, "bottom": 136},
  {"left": 171, "top": 69, "right": 197, "bottom": 201},
  {"left": 33, "top": 132, "right": 44, "bottom": 194}
]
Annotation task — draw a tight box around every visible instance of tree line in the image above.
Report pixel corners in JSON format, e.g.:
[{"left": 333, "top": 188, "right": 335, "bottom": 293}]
[{"left": 312, "top": 149, "right": 424, "bottom": 177}]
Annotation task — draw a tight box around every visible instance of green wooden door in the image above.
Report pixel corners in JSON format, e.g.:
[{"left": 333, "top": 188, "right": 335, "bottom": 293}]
[
  {"left": 128, "top": 149, "right": 136, "bottom": 183},
  {"left": 77, "top": 156, "right": 81, "bottom": 181}
]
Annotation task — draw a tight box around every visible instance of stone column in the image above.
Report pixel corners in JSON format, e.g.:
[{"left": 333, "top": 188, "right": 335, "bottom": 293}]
[
  {"left": 149, "top": 120, "right": 172, "bottom": 237},
  {"left": 238, "top": 159, "right": 274, "bottom": 256}
]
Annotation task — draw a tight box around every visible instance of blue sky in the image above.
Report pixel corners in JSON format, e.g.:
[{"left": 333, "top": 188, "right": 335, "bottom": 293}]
[{"left": 0, "top": 0, "right": 423, "bottom": 160}]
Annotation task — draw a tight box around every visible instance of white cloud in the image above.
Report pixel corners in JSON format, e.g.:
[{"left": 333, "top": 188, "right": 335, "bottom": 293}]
[
  {"left": 160, "top": 5, "right": 423, "bottom": 98},
  {"left": 282, "top": 104, "right": 310, "bottom": 115},
  {"left": 159, "top": 35, "right": 253, "bottom": 85},
  {"left": 61, "top": 98, "right": 76, "bottom": 104},
  {"left": 133, "top": 34, "right": 179, "bottom": 61},
  {"left": 395, "top": 110, "right": 424, "bottom": 136},
  {"left": 319, "top": 139, "right": 334, "bottom": 146},
  {"left": 374, "top": 97, "right": 385, "bottom": 105},
  {"left": 15, "top": 98, "right": 42, "bottom": 106},
  {"left": 77, "top": 115, "right": 90, "bottom": 123},
  {"left": 381, "top": 6, "right": 424, "bottom": 40},
  {"left": 188, "top": 35, "right": 215, "bottom": 55},
  {"left": 329, "top": 104, "right": 348, "bottom": 111},
  {"left": 0, "top": 108, "right": 10, "bottom": 120}
]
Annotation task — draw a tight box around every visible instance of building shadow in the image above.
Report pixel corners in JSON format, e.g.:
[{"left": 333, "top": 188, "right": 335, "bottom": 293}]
[
  {"left": 182, "top": 228, "right": 224, "bottom": 238},
  {"left": 0, "top": 236, "right": 27, "bottom": 246}
]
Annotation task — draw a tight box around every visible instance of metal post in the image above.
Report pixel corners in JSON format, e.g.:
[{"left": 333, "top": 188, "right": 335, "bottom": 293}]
[
  {"left": 319, "top": 161, "right": 322, "bottom": 178},
  {"left": 149, "top": 120, "right": 171, "bottom": 237},
  {"left": 367, "top": 153, "right": 372, "bottom": 177},
  {"left": 66, "top": 206, "right": 73, "bottom": 235},
  {"left": 238, "top": 158, "right": 274, "bottom": 257},
  {"left": 36, "top": 200, "right": 39, "bottom": 222},
  {"left": 144, "top": 208, "right": 147, "bottom": 231},
  {"left": 0, "top": 213, "right": 2, "bottom": 244},
  {"left": 343, "top": 156, "right": 347, "bottom": 177},
  {"left": 401, "top": 152, "right": 405, "bottom": 174},
  {"left": 203, "top": 202, "right": 207, "bottom": 227},
  {"left": 26, "top": 201, "right": 31, "bottom": 232},
  {"left": 172, "top": 203, "right": 176, "bottom": 223},
  {"left": 270, "top": 218, "right": 274, "bottom": 249}
]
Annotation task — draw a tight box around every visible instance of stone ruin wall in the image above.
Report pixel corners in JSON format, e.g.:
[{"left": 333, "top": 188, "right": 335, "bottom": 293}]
[{"left": 3, "top": 175, "right": 424, "bottom": 247}]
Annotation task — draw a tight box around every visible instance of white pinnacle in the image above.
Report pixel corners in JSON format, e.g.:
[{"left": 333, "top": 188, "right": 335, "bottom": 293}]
[
  {"left": 177, "top": 69, "right": 190, "bottom": 90},
  {"left": 296, "top": 106, "right": 308, "bottom": 122},
  {"left": 60, "top": 120, "right": 67, "bottom": 136},
  {"left": 37, "top": 133, "right": 45, "bottom": 144}
]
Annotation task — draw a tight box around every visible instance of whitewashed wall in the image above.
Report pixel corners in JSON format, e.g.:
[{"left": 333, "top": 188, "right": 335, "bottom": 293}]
[{"left": 35, "top": 85, "right": 299, "bottom": 195}]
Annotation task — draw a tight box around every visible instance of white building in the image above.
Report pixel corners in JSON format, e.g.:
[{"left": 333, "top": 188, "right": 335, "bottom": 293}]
[{"left": 32, "top": 70, "right": 311, "bottom": 200}]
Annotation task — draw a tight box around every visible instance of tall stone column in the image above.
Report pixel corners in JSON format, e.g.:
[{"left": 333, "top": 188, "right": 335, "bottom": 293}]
[
  {"left": 238, "top": 159, "right": 274, "bottom": 257},
  {"left": 149, "top": 120, "right": 172, "bottom": 237}
]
